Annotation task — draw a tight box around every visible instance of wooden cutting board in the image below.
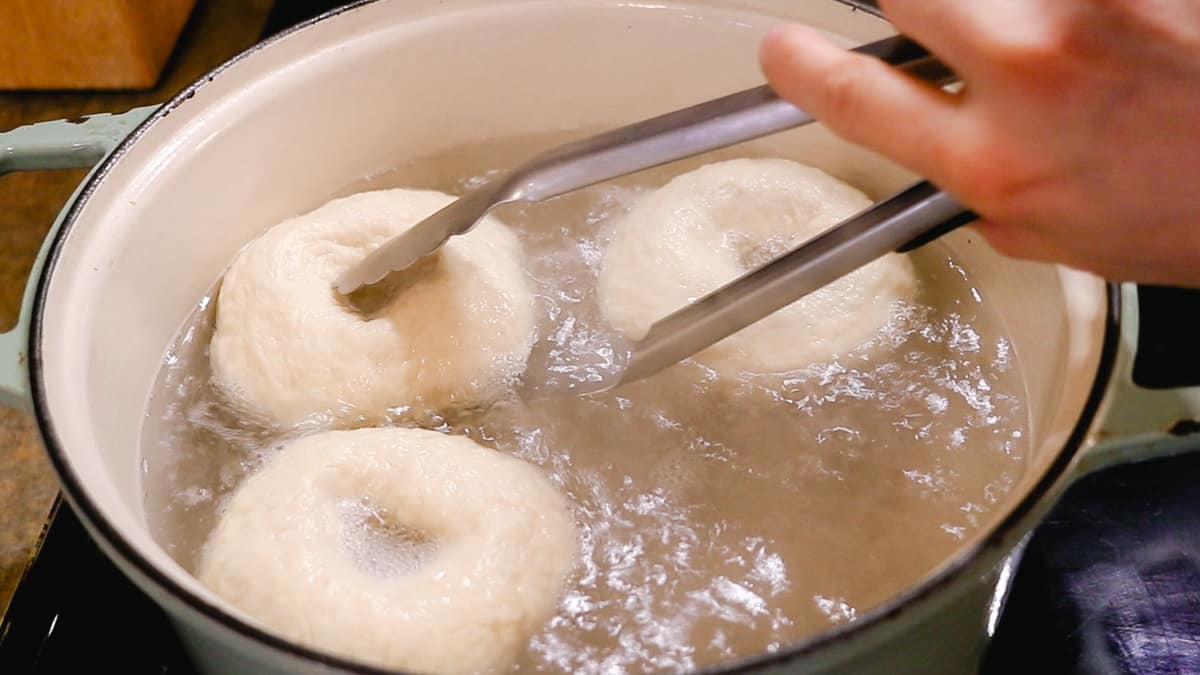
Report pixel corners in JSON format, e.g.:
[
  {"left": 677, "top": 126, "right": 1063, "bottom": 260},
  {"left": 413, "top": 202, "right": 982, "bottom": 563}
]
[{"left": 0, "top": 0, "right": 197, "bottom": 90}]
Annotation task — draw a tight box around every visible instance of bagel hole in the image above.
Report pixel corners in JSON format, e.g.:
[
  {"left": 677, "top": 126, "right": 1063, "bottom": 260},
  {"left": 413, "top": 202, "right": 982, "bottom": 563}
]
[
  {"left": 726, "top": 232, "right": 798, "bottom": 270},
  {"left": 338, "top": 254, "right": 443, "bottom": 318},
  {"left": 339, "top": 497, "right": 438, "bottom": 579}
]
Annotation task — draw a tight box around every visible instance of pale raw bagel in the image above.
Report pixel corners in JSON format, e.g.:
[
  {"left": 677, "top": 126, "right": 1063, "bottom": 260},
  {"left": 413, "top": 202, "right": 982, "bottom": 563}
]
[
  {"left": 210, "top": 188, "right": 535, "bottom": 428},
  {"left": 197, "top": 427, "right": 576, "bottom": 674},
  {"left": 598, "top": 159, "right": 917, "bottom": 374}
]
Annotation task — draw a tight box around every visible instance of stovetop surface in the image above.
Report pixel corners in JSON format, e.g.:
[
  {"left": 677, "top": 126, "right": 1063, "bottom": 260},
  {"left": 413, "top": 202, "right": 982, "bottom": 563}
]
[{"left": 2, "top": 0, "right": 1199, "bottom": 669}]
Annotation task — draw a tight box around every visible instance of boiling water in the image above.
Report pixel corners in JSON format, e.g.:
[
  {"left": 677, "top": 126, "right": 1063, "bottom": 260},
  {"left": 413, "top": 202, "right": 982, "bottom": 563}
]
[{"left": 141, "top": 137, "right": 1028, "bottom": 673}]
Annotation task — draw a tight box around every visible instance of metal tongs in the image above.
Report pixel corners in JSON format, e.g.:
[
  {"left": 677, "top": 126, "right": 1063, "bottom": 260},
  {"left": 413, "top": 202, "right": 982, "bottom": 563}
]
[{"left": 335, "top": 34, "right": 973, "bottom": 395}]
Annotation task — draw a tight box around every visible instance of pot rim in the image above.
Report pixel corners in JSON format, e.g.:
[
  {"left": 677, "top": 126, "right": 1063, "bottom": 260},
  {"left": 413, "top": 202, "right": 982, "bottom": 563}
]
[{"left": 25, "top": 0, "right": 1122, "bottom": 672}]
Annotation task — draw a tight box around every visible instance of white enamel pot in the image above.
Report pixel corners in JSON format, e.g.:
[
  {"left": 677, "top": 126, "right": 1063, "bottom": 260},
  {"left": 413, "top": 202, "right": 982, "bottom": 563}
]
[{"left": 2, "top": 1, "right": 1199, "bottom": 673}]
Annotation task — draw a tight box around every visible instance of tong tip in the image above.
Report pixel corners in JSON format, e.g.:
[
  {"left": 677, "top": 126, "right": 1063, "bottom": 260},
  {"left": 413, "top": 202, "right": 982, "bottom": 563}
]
[
  {"left": 333, "top": 267, "right": 387, "bottom": 296},
  {"left": 332, "top": 231, "right": 439, "bottom": 295}
]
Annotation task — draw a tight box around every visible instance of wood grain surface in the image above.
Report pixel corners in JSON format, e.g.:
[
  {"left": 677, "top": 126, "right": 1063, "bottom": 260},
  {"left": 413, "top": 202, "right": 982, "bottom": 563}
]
[{"left": 0, "top": 0, "right": 198, "bottom": 90}]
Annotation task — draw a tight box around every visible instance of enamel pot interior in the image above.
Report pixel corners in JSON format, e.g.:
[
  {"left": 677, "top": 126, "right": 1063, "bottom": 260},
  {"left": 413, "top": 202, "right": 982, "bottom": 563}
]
[{"left": 29, "top": 0, "right": 1111, "bottom": 671}]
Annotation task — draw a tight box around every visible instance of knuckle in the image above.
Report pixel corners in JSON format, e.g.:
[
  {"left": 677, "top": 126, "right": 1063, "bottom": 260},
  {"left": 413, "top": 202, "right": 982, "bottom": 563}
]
[
  {"left": 965, "top": 161, "right": 1026, "bottom": 207},
  {"left": 817, "top": 57, "right": 875, "bottom": 130},
  {"left": 993, "top": 40, "right": 1056, "bottom": 80},
  {"left": 939, "top": 126, "right": 1036, "bottom": 209},
  {"left": 923, "top": 131, "right": 967, "bottom": 184},
  {"left": 989, "top": 24, "right": 1079, "bottom": 88}
]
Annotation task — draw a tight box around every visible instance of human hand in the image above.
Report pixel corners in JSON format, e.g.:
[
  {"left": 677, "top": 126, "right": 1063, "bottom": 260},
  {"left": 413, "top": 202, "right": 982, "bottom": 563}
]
[{"left": 760, "top": 0, "right": 1200, "bottom": 286}]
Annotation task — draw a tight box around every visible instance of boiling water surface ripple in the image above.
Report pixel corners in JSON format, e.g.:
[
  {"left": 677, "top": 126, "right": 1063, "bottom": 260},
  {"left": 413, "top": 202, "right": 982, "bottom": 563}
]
[{"left": 141, "top": 137, "right": 1028, "bottom": 673}]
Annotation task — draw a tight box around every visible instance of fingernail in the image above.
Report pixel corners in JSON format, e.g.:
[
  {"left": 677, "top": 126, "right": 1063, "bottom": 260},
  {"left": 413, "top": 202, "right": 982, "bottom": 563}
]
[
  {"left": 761, "top": 24, "right": 796, "bottom": 63},
  {"left": 765, "top": 25, "right": 789, "bottom": 42}
]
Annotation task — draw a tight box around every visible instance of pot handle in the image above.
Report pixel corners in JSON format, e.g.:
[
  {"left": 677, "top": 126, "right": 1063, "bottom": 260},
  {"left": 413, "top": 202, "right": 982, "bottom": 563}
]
[
  {"left": 0, "top": 106, "right": 157, "bottom": 411},
  {"left": 1078, "top": 283, "right": 1200, "bottom": 475}
]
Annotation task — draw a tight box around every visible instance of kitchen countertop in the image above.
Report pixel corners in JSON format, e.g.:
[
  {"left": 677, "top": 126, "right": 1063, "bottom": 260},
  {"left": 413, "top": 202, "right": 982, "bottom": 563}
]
[{"left": 0, "top": 0, "right": 275, "bottom": 618}]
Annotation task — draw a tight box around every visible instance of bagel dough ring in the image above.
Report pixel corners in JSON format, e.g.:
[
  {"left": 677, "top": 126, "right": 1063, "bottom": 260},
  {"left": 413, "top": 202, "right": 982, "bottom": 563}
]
[
  {"left": 599, "top": 159, "right": 917, "bottom": 374},
  {"left": 197, "top": 427, "right": 577, "bottom": 674},
  {"left": 210, "top": 188, "right": 536, "bottom": 428}
]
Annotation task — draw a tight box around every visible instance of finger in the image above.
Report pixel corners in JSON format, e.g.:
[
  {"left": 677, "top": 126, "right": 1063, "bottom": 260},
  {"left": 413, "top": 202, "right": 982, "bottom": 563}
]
[
  {"left": 975, "top": 218, "right": 1161, "bottom": 281},
  {"left": 760, "top": 25, "right": 961, "bottom": 184},
  {"left": 970, "top": 218, "right": 1078, "bottom": 266},
  {"left": 877, "top": 0, "right": 1006, "bottom": 78}
]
